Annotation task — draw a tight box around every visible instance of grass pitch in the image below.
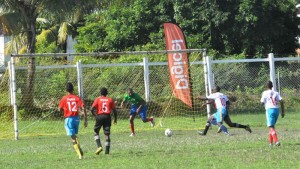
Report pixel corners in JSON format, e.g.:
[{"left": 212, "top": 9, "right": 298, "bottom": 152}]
[{"left": 1, "top": 112, "right": 300, "bottom": 169}]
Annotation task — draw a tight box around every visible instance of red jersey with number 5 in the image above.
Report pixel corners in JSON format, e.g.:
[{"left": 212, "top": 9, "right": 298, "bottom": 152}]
[
  {"left": 59, "top": 94, "right": 84, "bottom": 118},
  {"left": 92, "top": 96, "right": 115, "bottom": 115}
]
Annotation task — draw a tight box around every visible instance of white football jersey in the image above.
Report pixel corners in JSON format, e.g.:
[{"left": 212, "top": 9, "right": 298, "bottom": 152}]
[
  {"left": 260, "top": 90, "right": 282, "bottom": 109},
  {"left": 207, "top": 92, "right": 229, "bottom": 109}
]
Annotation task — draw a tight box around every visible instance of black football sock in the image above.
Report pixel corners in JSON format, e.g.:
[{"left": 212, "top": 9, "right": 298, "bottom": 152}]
[
  {"left": 233, "top": 123, "right": 246, "bottom": 129},
  {"left": 105, "top": 139, "right": 110, "bottom": 154},
  {"left": 105, "top": 146, "right": 110, "bottom": 154},
  {"left": 203, "top": 121, "right": 211, "bottom": 135}
]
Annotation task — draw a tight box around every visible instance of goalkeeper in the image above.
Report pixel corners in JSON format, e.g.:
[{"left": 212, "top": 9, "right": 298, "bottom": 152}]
[{"left": 120, "top": 88, "right": 154, "bottom": 137}]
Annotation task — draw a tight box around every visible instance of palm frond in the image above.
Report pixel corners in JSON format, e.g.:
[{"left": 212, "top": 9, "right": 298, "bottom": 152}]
[{"left": 58, "top": 22, "right": 72, "bottom": 44}]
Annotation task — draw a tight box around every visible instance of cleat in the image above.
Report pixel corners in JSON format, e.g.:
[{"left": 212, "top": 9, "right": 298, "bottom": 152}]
[
  {"left": 198, "top": 131, "right": 206, "bottom": 136},
  {"left": 275, "top": 142, "right": 281, "bottom": 146},
  {"left": 150, "top": 116, "right": 155, "bottom": 127},
  {"left": 217, "top": 127, "right": 222, "bottom": 133},
  {"left": 130, "top": 133, "right": 136, "bottom": 137},
  {"left": 245, "top": 125, "right": 252, "bottom": 133},
  {"left": 269, "top": 144, "right": 273, "bottom": 148},
  {"left": 95, "top": 147, "right": 103, "bottom": 155},
  {"left": 224, "top": 131, "right": 232, "bottom": 136}
]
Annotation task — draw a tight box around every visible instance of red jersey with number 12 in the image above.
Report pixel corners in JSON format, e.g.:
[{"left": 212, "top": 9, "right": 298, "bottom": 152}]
[
  {"left": 59, "top": 94, "right": 84, "bottom": 118},
  {"left": 92, "top": 96, "right": 115, "bottom": 115}
]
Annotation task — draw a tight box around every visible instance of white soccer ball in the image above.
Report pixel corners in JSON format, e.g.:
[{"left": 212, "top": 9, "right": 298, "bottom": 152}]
[{"left": 165, "top": 128, "right": 173, "bottom": 137}]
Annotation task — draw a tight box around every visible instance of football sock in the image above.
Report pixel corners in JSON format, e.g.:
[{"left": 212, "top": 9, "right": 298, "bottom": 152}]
[
  {"left": 130, "top": 124, "right": 135, "bottom": 134},
  {"left": 148, "top": 117, "right": 153, "bottom": 122},
  {"left": 269, "top": 130, "right": 273, "bottom": 144},
  {"left": 220, "top": 125, "right": 228, "bottom": 133},
  {"left": 94, "top": 135, "right": 102, "bottom": 147},
  {"left": 105, "top": 140, "right": 110, "bottom": 154},
  {"left": 73, "top": 144, "right": 82, "bottom": 157},
  {"left": 233, "top": 123, "right": 247, "bottom": 128},
  {"left": 203, "top": 121, "right": 211, "bottom": 135},
  {"left": 270, "top": 128, "right": 278, "bottom": 143}
]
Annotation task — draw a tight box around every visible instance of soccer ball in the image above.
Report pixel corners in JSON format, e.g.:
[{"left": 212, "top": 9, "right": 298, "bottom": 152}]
[{"left": 165, "top": 128, "right": 173, "bottom": 137}]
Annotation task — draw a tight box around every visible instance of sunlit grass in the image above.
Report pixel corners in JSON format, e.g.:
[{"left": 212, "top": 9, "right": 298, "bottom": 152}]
[{"left": 0, "top": 112, "right": 299, "bottom": 169}]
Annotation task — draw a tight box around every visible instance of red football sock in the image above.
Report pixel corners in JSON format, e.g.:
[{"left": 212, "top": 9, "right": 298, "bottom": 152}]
[
  {"left": 148, "top": 117, "right": 153, "bottom": 122},
  {"left": 269, "top": 130, "right": 273, "bottom": 144},
  {"left": 130, "top": 124, "right": 135, "bottom": 134},
  {"left": 270, "top": 128, "right": 278, "bottom": 143}
]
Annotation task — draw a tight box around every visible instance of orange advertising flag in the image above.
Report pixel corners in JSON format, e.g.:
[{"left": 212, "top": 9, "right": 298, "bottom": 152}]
[{"left": 163, "top": 23, "right": 193, "bottom": 108}]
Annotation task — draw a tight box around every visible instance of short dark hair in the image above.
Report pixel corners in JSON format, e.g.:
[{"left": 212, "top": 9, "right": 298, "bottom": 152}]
[
  {"left": 266, "top": 81, "right": 273, "bottom": 89},
  {"left": 100, "top": 87, "right": 108, "bottom": 96},
  {"left": 66, "top": 82, "right": 74, "bottom": 93},
  {"left": 214, "top": 86, "right": 221, "bottom": 92}
]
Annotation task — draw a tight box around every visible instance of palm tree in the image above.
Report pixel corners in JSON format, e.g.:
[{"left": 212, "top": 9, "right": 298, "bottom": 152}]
[{"left": 0, "top": 0, "right": 102, "bottom": 113}]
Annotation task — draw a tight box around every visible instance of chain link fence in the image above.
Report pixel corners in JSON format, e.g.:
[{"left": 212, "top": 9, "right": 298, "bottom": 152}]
[{"left": 1, "top": 53, "right": 299, "bottom": 139}]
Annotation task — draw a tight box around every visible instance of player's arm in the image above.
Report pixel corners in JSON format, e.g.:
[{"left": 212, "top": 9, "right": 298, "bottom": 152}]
[
  {"left": 112, "top": 108, "right": 117, "bottom": 124},
  {"left": 136, "top": 99, "right": 146, "bottom": 113},
  {"left": 81, "top": 106, "right": 88, "bottom": 127},
  {"left": 280, "top": 100, "right": 285, "bottom": 118},
  {"left": 91, "top": 107, "right": 97, "bottom": 117},
  {"left": 226, "top": 101, "right": 230, "bottom": 111},
  {"left": 120, "top": 97, "right": 127, "bottom": 108},
  {"left": 58, "top": 100, "right": 64, "bottom": 112},
  {"left": 58, "top": 107, "right": 64, "bottom": 112}
]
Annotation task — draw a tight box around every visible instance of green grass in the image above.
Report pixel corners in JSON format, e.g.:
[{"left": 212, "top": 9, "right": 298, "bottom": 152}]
[{"left": 1, "top": 112, "right": 300, "bottom": 169}]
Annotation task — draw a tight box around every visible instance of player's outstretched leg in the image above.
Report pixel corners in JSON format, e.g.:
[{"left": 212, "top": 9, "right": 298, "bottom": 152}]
[{"left": 224, "top": 116, "right": 252, "bottom": 133}]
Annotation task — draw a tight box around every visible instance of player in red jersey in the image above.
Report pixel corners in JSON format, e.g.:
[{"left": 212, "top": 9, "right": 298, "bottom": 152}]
[
  {"left": 58, "top": 82, "right": 87, "bottom": 159},
  {"left": 91, "top": 87, "right": 117, "bottom": 155}
]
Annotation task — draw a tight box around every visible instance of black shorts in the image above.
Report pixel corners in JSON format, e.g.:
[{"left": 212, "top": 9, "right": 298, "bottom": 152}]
[{"left": 94, "top": 114, "right": 111, "bottom": 135}]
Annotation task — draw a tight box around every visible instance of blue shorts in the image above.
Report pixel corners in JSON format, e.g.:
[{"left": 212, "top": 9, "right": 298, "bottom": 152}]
[
  {"left": 130, "top": 105, "right": 148, "bottom": 121},
  {"left": 64, "top": 116, "right": 80, "bottom": 136},
  {"left": 266, "top": 108, "right": 279, "bottom": 127},
  {"left": 213, "top": 108, "right": 227, "bottom": 123}
]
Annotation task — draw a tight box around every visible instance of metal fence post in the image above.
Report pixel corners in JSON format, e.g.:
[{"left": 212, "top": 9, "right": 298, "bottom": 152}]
[
  {"left": 268, "top": 53, "right": 277, "bottom": 91},
  {"left": 203, "top": 50, "right": 212, "bottom": 118},
  {"left": 10, "top": 56, "right": 18, "bottom": 140},
  {"left": 76, "top": 60, "right": 84, "bottom": 98},
  {"left": 143, "top": 57, "right": 150, "bottom": 102}
]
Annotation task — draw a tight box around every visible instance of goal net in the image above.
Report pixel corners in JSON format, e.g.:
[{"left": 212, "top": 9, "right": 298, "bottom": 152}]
[{"left": 3, "top": 49, "right": 207, "bottom": 140}]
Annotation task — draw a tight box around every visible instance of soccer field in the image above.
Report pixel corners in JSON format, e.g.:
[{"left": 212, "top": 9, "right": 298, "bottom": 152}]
[{"left": 1, "top": 112, "right": 300, "bottom": 169}]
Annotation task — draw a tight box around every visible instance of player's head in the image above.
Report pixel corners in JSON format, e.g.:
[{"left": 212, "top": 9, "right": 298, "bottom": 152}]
[
  {"left": 212, "top": 86, "right": 221, "bottom": 93},
  {"left": 66, "top": 82, "right": 74, "bottom": 93},
  {"left": 127, "top": 88, "right": 134, "bottom": 96},
  {"left": 100, "top": 87, "right": 108, "bottom": 96},
  {"left": 266, "top": 81, "right": 273, "bottom": 89}
]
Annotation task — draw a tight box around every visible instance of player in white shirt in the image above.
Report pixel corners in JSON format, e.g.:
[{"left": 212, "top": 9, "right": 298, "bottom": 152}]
[
  {"left": 260, "top": 81, "right": 285, "bottom": 146},
  {"left": 198, "top": 86, "right": 231, "bottom": 136},
  {"left": 198, "top": 86, "right": 252, "bottom": 136}
]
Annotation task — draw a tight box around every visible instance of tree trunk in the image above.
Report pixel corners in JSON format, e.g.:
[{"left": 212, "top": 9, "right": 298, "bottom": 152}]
[{"left": 19, "top": 4, "right": 37, "bottom": 115}]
